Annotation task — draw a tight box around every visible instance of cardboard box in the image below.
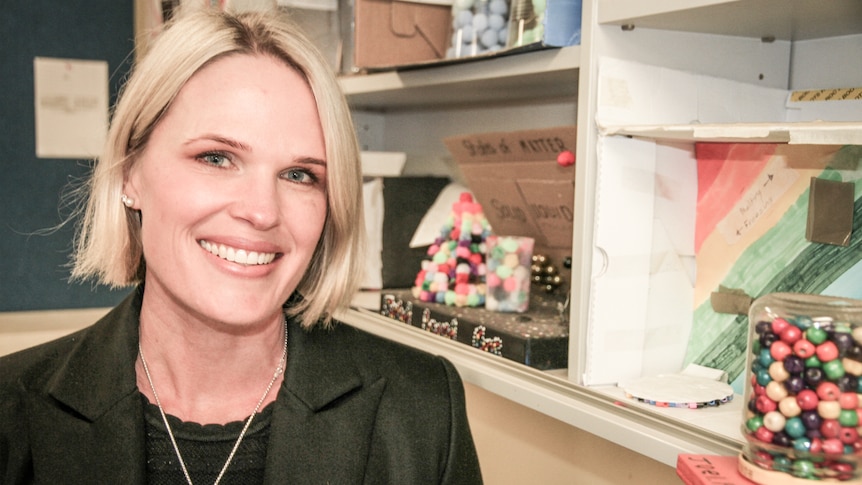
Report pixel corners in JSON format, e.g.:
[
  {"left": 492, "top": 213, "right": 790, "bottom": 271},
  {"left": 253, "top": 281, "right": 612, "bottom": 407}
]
[
  {"left": 352, "top": 0, "right": 452, "bottom": 70},
  {"left": 380, "top": 289, "right": 569, "bottom": 369},
  {"left": 444, "top": 126, "right": 577, "bottom": 273}
]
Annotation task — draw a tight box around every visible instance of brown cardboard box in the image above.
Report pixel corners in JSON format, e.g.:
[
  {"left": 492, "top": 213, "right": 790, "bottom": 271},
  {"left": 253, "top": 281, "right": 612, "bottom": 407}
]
[
  {"left": 353, "top": 0, "right": 451, "bottom": 70},
  {"left": 444, "top": 126, "right": 576, "bottom": 270}
]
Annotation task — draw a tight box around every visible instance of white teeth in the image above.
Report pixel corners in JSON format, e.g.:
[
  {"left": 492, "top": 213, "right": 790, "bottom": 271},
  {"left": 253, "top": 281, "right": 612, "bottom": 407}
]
[{"left": 199, "top": 240, "right": 276, "bottom": 265}]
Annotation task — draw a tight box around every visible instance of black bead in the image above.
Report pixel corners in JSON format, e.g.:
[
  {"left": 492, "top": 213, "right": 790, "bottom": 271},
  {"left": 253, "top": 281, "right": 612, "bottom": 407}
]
[
  {"left": 801, "top": 410, "right": 822, "bottom": 430},
  {"left": 804, "top": 367, "right": 825, "bottom": 388},
  {"left": 784, "top": 375, "right": 805, "bottom": 394},
  {"left": 783, "top": 355, "right": 805, "bottom": 374}
]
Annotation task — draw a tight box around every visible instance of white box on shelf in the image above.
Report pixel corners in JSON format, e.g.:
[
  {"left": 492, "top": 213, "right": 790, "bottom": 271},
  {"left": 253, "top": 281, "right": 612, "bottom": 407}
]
[
  {"left": 360, "top": 151, "right": 407, "bottom": 177},
  {"left": 584, "top": 56, "right": 862, "bottom": 389}
]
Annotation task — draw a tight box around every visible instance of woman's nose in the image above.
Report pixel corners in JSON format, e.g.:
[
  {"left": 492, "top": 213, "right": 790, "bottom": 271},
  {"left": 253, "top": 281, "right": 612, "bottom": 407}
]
[{"left": 229, "top": 177, "right": 280, "bottom": 230}]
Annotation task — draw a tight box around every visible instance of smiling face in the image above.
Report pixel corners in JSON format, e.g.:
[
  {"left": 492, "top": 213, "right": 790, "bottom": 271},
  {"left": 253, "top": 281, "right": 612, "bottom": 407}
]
[{"left": 124, "top": 54, "right": 327, "bottom": 329}]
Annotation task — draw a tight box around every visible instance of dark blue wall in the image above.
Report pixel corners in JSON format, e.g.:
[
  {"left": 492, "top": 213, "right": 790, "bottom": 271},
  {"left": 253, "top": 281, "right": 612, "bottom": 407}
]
[{"left": 0, "top": 1, "right": 135, "bottom": 311}]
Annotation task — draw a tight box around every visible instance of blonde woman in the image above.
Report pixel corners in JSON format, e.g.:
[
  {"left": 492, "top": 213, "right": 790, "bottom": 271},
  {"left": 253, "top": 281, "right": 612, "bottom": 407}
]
[{"left": 0, "top": 8, "right": 481, "bottom": 484}]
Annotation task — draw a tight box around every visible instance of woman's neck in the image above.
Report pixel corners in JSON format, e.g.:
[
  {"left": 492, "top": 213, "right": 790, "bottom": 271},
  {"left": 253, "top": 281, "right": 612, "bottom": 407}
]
[{"left": 135, "top": 296, "right": 287, "bottom": 424}]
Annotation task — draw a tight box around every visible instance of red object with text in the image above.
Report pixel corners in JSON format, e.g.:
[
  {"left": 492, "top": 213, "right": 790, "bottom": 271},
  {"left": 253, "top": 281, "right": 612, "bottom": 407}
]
[{"left": 676, "top": 454, "right": 756, "bottom": 485}]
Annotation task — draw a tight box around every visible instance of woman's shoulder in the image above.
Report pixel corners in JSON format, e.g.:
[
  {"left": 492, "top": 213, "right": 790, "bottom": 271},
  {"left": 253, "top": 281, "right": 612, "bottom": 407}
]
[
  {"left": 305, "top": 319, "right": 461, "bottom": 390},
  {"left": 2, "top": 289, "right": 140, "bottom": 388},
  {"left": 0, "top": 324, "right": 94, "bottom": 390}
]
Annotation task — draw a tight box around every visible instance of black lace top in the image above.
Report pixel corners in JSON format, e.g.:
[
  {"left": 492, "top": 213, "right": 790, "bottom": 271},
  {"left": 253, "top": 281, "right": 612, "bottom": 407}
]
[{"left": 142, "top": 394, "right": 273, "bottom": 485}]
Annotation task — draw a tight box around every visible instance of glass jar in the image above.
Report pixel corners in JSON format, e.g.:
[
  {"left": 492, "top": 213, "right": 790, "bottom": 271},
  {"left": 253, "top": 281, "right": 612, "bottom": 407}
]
[{"left": 741, "top": 293, "right": 862, "bottom": 482}]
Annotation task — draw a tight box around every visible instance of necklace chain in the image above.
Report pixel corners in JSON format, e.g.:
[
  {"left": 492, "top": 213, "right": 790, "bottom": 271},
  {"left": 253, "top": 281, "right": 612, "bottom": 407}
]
[{"left": 139, "top": 317, "right": 288, "bottom": 485}]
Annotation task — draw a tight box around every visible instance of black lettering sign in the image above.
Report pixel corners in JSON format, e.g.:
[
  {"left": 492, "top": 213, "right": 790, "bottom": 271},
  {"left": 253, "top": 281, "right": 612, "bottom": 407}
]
[
  {"left": 529, "top": 203, "right": 574, "bottom": 223},
  {"left": 462, "top": 138, "right": 497, "bottom": 157},
  {"left": 519, "top": 137, "right": 568, "bottom": 154},
  {"left": 490, "top": 198, "right": 527, "bottom": 223}
]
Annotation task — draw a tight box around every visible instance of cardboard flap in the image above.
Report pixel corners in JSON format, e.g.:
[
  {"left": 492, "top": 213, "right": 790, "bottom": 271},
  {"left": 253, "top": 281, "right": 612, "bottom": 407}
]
[
  {"left": 445, "top": 125, "right": 577, "bottom": 262},
  {"left": 517, "top": 179, "right": 575, "bottom": 248},
  {"left": 466, "top": 176, "right": 544, "bottom": 242}
]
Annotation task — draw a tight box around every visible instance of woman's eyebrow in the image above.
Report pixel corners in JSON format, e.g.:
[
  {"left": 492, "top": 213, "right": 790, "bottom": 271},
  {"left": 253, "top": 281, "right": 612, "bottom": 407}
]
[
  {"left": 185, "top": 134, "right": 252, "bottom": 152},
  {"left": 185, "top": 135, "right": 326, "bottom": 167},
  {"left": 295, "top": 156, "right": 327, "bottom": 167}
]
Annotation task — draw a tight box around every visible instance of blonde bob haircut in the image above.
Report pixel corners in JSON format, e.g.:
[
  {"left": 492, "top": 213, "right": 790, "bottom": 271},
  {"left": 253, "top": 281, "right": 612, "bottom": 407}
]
[{"left": 71, "top": 8, "right": 365, "bottom": 328}]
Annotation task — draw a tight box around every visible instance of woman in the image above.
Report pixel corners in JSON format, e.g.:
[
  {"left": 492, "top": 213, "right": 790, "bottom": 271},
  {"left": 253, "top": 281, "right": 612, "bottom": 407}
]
[{"left": 0, "top": 8, "right": 482, "bottom": 484}]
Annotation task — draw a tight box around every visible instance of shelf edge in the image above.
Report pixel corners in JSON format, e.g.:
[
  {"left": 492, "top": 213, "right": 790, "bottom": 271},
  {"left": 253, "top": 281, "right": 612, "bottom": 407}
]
[
  {"left": 337, "top": 307, "right": 741, "bottom": 467},
  {"left": 599, "top": 122, "right": 862, "bottom": 145},
  {"left": 338, "top": 46, "right": 581, "bottom": 98}
]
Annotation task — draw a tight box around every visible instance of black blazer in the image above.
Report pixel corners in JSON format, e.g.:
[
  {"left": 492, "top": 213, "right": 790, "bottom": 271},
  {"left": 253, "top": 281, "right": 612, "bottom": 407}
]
[{"left": 0, "top": 288, "right": 482, "bottom": 484}]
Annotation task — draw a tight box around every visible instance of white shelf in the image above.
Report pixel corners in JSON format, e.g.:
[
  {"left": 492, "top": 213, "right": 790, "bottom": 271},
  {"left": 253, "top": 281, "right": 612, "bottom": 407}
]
[
  {"left": 600, "top": 121, "right": 862, "bottom": 145},
  {"left": 338, "top": 46, "right": 580, "bottom": 110},
  {"left": 598, "top": 0, "right": 862, "bottom": 41},
  {"left": 338, "top": 307, "right": 742, "bottom": 467},
  {"left": 593, "top": 386, "right": 744, "bottom": 446}
]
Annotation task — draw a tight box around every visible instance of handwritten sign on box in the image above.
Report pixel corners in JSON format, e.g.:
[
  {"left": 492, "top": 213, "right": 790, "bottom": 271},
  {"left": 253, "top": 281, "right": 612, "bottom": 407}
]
[{"left": 444, "top": 126, "right": 577, "bottom": 266}]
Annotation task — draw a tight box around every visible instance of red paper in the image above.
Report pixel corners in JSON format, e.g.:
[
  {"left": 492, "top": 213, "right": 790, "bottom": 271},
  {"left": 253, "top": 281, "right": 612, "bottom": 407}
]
[{"left": 676, "top": 454, "right": 756, "bottom": 485}]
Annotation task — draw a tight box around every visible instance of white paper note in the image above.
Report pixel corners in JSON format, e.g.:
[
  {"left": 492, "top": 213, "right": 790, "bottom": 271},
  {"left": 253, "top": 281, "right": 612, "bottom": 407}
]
[{"left": 34, "top": 57, "right": 108, "bottom": 159}]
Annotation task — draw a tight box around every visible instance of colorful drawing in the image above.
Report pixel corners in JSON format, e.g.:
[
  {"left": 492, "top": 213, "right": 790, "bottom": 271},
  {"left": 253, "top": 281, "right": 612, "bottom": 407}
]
[{"left": 685, "top": 143, "right": 862, "bottom": 391}]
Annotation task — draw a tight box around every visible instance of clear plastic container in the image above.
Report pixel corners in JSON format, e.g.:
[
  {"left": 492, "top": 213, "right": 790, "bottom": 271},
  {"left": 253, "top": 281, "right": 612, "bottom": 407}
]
[
  {"left": 448, "top": 0, "right": 511, "bottom": 58},
  {"left": 507, "top": 0, "right": 544, "bottom": 48},
  {"left": 484, "top": 235, "right": 534, "bottom": 312},
  {"left": 741, "top": 293, "right": 862, "bottom": 482}
]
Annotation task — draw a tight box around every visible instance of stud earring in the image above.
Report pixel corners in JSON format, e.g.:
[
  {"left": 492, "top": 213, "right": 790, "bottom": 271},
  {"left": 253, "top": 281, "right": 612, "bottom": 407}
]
[{"left": 121, "top": 194, "right": 135, "bottom": 208}]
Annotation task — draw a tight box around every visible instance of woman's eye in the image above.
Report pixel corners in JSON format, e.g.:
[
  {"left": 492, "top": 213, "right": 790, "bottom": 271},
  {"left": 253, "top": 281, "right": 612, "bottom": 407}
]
[
  {"left": 282, "top": 168, "right": 317, "bottom": 185},
  {"left": 198, "top": 152, "right": 232, "bottom": 168}
]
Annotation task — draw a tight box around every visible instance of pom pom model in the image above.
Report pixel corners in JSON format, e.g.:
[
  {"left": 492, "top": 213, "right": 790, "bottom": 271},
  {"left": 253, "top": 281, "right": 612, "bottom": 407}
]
[{"left": 412, "top": 192, "right": 491, "bottom": 307}]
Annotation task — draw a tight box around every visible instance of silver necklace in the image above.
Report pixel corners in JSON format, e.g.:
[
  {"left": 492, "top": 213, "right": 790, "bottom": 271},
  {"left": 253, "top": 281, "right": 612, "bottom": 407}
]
[{"left": 139, "top": 317, "right": 287, "bottom": 485}]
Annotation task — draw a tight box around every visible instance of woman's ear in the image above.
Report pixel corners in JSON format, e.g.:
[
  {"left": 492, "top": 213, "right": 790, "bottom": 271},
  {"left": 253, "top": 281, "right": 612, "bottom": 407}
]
[{"left": 122, "top": 166, "right": 142, "bottom": 210}]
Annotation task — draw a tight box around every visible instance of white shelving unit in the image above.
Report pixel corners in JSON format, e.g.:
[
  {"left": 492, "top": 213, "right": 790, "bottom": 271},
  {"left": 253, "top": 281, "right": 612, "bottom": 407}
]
[{"left": 334, "top": 0, "right": 862, "bottom": 467}]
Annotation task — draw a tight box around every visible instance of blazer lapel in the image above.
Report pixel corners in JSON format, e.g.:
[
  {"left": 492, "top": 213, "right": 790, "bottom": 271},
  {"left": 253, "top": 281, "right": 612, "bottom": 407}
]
[
  {"left": 28, "top": 289, "right": 147, "bottom": 484},
  {"left": 264, "top": 318, "right": 386, "bottom": 484}
]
